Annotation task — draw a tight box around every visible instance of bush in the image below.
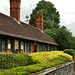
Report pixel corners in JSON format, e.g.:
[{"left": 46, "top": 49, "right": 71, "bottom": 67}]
[
  {"left": 0, "top": 61, "right": 70, "bottom": 75},
  {"left": 29, "top": 51, "right": 73, "bottom": 63},
  {"left": 64, "top": 49, "right": 75, "bottom": 56},
  {"left": 0, "top": 54, "right": 33, "bottom": 69},
  {"left": 0, "top": 51, "right": 73, "bottom": 75}
]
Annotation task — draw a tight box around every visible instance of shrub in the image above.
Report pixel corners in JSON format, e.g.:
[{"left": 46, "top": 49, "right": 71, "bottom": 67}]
[
  {"left": 0, "top": 51, "right": 73, "bottom": 75},
  {"left": 0, "top": 61, "right": 70, "bottom": 75},
  {"left": 64, "top": 49, "right": 75, "bottom": 56},
  {"left": 0, "top": 54, "right": 33, "bottom": 69},
  {"left": 30, "top": 51, "right": 73, "bottom": 63}
]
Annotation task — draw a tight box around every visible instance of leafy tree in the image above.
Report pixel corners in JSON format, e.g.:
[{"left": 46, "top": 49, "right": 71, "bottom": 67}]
[
  {"left": 29, "top": 0, "right": 75, "bottom": 50},
  {"left": 55, "top": 26, "right": 73, "bottom": 50},
  {"left": 71, "top": 37, "right": 75, "bottom": 49},
  {"left": 45, "top": 26, "right": 75, "bottom": 50},
  {"left": 44, "top": 28, "right": 56, "bottom": 40},
  {"left": 29, "top": 0, "right": 60, "bottom": 29}
]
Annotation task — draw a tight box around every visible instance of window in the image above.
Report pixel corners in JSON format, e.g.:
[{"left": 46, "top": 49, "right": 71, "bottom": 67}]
[
  {"left": 2, "top": 40, "right": 5, "bottom": 52},
  {"left": 44, "top": 45, "right": 48, "bottom": 51},
  {"left": 0, "top": 39, "right": 1, "bottom": 52},
  {"left": 14, "top": 40, "right": 19, "bottom": 50},
  {"left": 25, "top": 42, "right": 30, "bottom": 52},
  {"left": 21, "top": 41, "right": 24, "bottom": 52},
  {"left": 53, "top": 46, "right": 55, "bottom": 51},
  {"left": 26, "top": 43, "right": 29, "bottom": 52},
  {"left": 49, "top": 45, "right": 52, "bottom": 51},
  {"left": 39, "top": 44, "right": 43, "bottom": 52},
  {"left": 8, "top": 40, "right": 11, "bottom": 50}
]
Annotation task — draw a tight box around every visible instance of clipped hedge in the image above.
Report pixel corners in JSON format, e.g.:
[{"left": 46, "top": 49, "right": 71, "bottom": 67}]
[
  {"left": 0, "top": 54, "right": 33, "bottom": 69},
  {"left": 0, "top": 51, "right": 73, "bottom": 75},
  {"left": 30, "top": 51, "right": 73, "bottom": 63},
  {"left": 64, "top": 49, "right": 75, "bottom": 56},
  {"left": 0, "top": 59, "right": 70, "bottom": 75}
]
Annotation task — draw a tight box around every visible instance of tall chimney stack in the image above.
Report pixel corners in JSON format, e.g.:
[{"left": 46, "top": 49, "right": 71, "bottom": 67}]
[
  {"left": 10, "top": 0, "right": 21, "bottom": 22},
  {"left": 36, "top": 12, "right": 43, "bottom": 31}
]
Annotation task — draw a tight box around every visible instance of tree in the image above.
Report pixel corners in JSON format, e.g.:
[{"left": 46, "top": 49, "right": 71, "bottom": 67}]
[
  {"left": 29, "top": 0, "right": 60, "bottom": 29},
  {"left": 44, "top": 28, "right": 56, "bottom": 40},
  {"left": 71, "top": 37, "right": 75, "bottom": 49},
  {"left": 45, "top": 25, "right": 75, "bottom": 50},
  {"left": 55, "top": 26, "right": 73, "bottom": 50},
  {"left": 29, "top": 0, "right": 75, "bottom": 50}
]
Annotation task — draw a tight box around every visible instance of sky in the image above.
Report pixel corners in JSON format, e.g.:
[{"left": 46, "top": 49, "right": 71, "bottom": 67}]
[{"left": 0, "top": 0, "right": 75, "bottom": 36}]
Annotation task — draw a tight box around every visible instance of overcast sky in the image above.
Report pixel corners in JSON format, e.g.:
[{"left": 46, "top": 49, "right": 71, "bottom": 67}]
[{"left": 0, "top": 0, "right": 75, "bottom": 36}]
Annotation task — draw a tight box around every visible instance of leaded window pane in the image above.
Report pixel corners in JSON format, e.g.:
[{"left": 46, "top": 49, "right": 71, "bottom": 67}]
[
  {"left": 2, "top": 40, "right": 5, "bottom": 52},
  {"left": 39, "top": 44, "right": 43, "bottom": 52},
  {"left": 26, "top": 43, "right": 29, "bottom": 52},
  {"left": 49, "top": 45, "right": 52, "bottom": 51},
  {"left": 21, "top": 41, "right": 24, "bottom": 52},
  {"left": 15, "top": 40, "right": 19, "bottom": 50},
  {"left": 8, "top": 40, "right": 11, "bottom": 50}
]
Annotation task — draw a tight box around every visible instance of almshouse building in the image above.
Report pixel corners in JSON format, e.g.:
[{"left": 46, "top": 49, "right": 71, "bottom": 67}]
[{"left": 0, "top": 0, "right": 58, "bottom": 54}]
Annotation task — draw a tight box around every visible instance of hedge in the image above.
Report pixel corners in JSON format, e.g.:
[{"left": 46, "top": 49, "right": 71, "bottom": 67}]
[
  {"left": 0, "top": 51, "right": 73, "bottom": 75},
  {"left": 0, "top": 60, "right": 71, "bottom": 75},
  {"left": 64, "top": 49, "right": 75, "bottom": 56},
  {"left": 0, "top": 54, "right": 33, "bottom": 69},
  {"left": 30, "top": 51, "right": 73, "bottom": 63}
]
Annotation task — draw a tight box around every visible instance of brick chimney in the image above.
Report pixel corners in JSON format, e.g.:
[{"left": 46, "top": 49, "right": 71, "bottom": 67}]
[
  {"left": 10, "top": 0, "right": 21, "bottom": 22},
  {"left": 36, "top": 12, "right": 43, "bottom": 31}
]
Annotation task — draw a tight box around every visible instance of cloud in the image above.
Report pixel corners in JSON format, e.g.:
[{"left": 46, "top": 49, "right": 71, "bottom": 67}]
[{"left": 65, "top": 22, "right": 75, "bottom": 36}]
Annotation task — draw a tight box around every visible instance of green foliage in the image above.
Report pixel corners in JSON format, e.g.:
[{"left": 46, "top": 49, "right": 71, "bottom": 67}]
[
  {"left": 64, "top": 49, "right": 75, "bottom": 56},
  {"left": 71, "top": 37, "right": 75, "bottom": 49},
  {"left": 44, "top": 28, "right": 56, "bottom": 40},
  {"left": 0, "top": 51, "right": 73, "bottom": 75},
  {"left": 10, "top": 54, "right": 33, "bottom": 66},
  {"left": 55, "top": 26, "right": 74, "bottom": 50},
  {"left": 29, "top": 0, "right": 75, "bottom": 50},
  {"left": 45, "top": 26, "right": 75, "bottom": 50},
  {"left": 30, "top": 51, "right": 73, "bottom": 63},
  {"left": 29, "top": 0, "right": 60, "bottom": 29},
  {"left": 0, "top": 62, "right": 63, "bottom": 75},
  {"left": 0, "top": 54, "right": 33, "bottom": 69}
]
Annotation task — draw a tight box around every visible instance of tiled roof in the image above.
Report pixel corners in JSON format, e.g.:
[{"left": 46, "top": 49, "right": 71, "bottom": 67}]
[{"left": 0, "top": 13, "right": 58, "bottom": 45}]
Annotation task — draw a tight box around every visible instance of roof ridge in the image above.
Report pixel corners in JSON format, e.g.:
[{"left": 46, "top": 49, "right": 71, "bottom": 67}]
[{"left": 0, "top": 12, "right": 12, "bottom": 19}]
